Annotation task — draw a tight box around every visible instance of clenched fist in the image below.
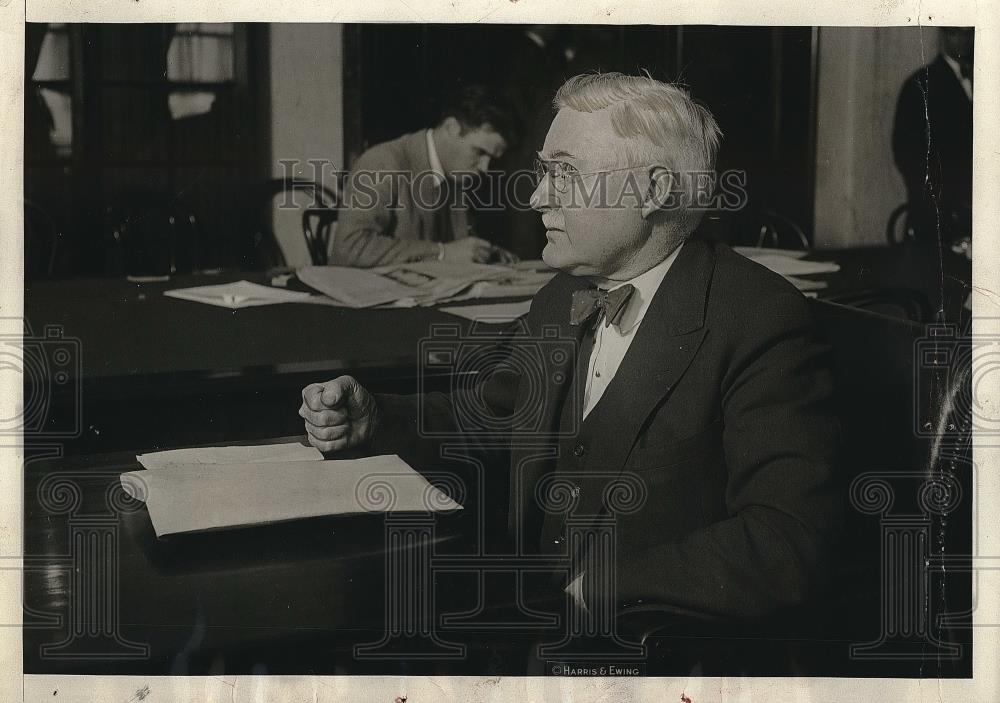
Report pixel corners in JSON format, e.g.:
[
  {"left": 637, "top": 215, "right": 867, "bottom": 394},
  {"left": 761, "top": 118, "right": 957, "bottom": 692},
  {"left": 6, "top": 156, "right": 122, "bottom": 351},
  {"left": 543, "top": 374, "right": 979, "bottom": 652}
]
[{"left": 299, "top": 375, "right": 379, "bottom": 453}]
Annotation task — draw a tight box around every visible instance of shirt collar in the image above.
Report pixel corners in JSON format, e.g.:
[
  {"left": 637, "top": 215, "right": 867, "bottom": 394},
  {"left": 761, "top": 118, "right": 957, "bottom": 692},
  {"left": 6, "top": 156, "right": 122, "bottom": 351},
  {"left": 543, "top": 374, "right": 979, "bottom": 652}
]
[
  {"left": 426, "top": 129, "right": 446, "bottom": 187},
  {"left": 942, "top": 53, "right": 973, "bottom": 100},
  {"left": 602, "top": 244, "right": 682, "bottom": 334}
]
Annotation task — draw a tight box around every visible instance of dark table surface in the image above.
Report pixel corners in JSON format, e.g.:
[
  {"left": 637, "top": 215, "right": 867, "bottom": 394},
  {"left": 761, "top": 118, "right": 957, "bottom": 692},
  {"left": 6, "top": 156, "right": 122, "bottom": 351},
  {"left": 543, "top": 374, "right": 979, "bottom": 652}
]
[
  {"left": 21, "top": 244, "right": 970, "bottom": 454},
  {"left": 23, "top": 271, "right": 499, "bottom": 389},
  {"left": 23, "top": 244, "right": 970, "bottom": 387}
]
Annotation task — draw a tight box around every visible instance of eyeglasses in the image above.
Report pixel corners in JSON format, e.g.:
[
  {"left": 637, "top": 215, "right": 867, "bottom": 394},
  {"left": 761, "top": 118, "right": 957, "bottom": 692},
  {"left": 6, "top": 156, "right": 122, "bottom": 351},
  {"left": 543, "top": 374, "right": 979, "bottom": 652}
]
[{"left": 532, "top": 158, "right": 654, "bottom": 193}]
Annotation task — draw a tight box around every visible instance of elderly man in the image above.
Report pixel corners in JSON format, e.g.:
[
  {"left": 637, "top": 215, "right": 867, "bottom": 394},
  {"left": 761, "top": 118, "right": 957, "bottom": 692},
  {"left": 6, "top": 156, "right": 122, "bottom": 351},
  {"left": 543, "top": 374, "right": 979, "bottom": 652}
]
[
  {"left": 333, "top": 84, "right": 518, "bottom": 267},
  {"left": 301, "top": 73, "right": 839, "bottom": 631}
]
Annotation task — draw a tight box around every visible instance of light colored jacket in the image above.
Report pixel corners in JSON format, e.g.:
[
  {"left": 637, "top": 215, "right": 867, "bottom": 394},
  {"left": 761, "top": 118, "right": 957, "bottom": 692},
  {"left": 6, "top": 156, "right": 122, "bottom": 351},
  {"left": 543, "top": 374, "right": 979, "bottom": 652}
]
[{"left": 333, "top": 130, "right": 470, "bottom": 267}]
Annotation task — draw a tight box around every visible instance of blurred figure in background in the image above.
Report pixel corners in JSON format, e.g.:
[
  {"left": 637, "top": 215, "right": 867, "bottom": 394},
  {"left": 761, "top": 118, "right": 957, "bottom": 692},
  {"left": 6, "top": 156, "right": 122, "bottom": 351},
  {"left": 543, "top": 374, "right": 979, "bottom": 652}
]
[
  {"left": 334, "top": 84, "right": 518, "bottom": 267},
  {"left": 892, "top": 27, "right": 973, "bottom": 250}
]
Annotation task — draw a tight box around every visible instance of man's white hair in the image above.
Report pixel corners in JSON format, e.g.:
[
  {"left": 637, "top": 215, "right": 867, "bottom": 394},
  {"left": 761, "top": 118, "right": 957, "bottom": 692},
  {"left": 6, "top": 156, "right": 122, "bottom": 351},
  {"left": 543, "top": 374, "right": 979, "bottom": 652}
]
[{"left": 554, "top": 72, "right": 723, "bottom": 233}]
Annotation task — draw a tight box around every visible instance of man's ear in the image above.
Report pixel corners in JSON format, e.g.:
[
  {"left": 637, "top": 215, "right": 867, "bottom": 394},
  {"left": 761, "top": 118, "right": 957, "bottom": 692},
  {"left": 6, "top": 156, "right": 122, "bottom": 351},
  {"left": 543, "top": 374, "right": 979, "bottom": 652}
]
[{"left": 641, "top": 166, "right": 677, "bottom": 219}]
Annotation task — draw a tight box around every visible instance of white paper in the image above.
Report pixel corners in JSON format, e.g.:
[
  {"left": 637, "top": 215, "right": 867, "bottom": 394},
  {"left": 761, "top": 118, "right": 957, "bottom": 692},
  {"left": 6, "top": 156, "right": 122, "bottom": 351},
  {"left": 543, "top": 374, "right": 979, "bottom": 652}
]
[
  {"left": 136, "top": 442, "right": 323, "bottom": 469},
  {"left": 164, "top": 280, "right": 322, "bottom": 308},
  {"left": 297, "top": 266, "right": 419, "bottom": 307},
  {"left": 739, "top": 253, "right": 840, "bottom": 276},
  {"left": 782, "top": 275, "right": 829, "bottom": 292},
  {"left": 732, "top": 246, "right": 809, "bottom": 260},
  {"left": 120, "top": 454, "right": 462, "bottom": 537},
  {"left": 441, "top": 300, "right": 532, "bottom": 323}
]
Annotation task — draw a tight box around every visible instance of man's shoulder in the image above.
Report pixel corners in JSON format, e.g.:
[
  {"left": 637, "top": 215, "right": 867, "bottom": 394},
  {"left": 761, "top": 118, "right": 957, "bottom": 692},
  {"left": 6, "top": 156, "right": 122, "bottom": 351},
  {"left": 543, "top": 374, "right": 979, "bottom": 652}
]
[
  {"left": 352, "top": 130, "right": 425, "bottom": 170},
  {"left": 707, "top": 242, "right": 816, "bottom": 337},
  {"left": 712, "top": 242, "right": 810, "bottom": 304},
  {"left": 523, "top": 241, "right": 812, "bottom": 326}
]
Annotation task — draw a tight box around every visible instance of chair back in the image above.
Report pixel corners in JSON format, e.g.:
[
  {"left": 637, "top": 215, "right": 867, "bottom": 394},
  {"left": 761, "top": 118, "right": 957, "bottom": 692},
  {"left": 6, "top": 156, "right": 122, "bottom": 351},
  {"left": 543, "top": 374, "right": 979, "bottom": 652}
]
[
  {"left": 808, "top": 300, "right": 968, "bottom": 672},
  {"left": 886, "top": 202, "right": 915, "bottom": 245},
  {"left": 253, "top": 178, "right": 339, "bottom": 267},
  {"left": 755, "top": 208, "right": 810, "bottom": 249},
  {"left": 104, "top": 190, "right": 201, "bottom": 278},
  {"left": 24, "top": 199, "right": 61, "bottom": 278},
  {"left": 823, "top": 286, "right": 930, "bottom": 323}
]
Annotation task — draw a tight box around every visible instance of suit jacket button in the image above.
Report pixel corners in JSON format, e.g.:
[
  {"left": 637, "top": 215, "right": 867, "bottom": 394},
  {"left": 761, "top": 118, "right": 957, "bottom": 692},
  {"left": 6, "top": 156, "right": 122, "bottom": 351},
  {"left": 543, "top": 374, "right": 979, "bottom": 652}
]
[{"left": 573, "top": 444, "right": 585, "bottom": 457}]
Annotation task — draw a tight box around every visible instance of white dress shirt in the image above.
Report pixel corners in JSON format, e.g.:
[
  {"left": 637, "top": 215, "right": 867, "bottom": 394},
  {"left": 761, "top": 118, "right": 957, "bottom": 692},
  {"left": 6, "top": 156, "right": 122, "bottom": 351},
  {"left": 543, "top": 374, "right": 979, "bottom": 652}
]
[
  {"left": 582, "top": 245, "right": 682, "bottom": 419},
  {"left": 564, "top": 244, "right": 682, "bottom": 611},
  {"left": 426, "top": 129, "right": 446, "bottom": 186},
  {"left": 942, "top": 53, "right": 973, "bottom": 101}
]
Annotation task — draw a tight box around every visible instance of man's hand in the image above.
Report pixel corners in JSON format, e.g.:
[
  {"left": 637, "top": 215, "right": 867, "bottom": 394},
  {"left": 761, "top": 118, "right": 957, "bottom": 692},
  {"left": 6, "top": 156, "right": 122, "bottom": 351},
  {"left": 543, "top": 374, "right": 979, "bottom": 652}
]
[
  {"left": 299, "top": 376, "right": 379, "bottom": 453},
  {"left": 441, "top": 236, "right": 494, "bottom": 263},
  {"left": 489, "top": 245, "right": 520, "bottom": 264}
]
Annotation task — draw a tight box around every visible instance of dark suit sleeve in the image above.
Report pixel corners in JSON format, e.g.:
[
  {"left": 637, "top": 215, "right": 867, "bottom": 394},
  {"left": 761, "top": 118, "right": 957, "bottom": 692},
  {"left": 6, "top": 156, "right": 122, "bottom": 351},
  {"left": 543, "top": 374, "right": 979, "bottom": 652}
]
[
  {"left": 613, "top": 291, "right": 840, "bottom": 623},
  {"left": 331, "top": 149, "right": 439, "bottom": 267}
]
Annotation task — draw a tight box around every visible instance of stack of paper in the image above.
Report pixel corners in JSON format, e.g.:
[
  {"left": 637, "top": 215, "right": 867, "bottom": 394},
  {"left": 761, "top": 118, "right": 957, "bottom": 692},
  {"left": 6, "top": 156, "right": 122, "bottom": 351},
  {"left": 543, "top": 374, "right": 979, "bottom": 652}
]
[
  {"left": 165, "top": 280, "right": 332, "bottom": 309},
  {"left": 440, "top": 300, "right": 532, "bottom": 323},
  {"left": 782, "top": 276, "right": 829, "bottom": 293},
  {"left": 732, "top": 246, "right": 809, "bottom": 260},
  {"left": 122, "top": 449, "right": 462, "bottom": 538},
  {"left": 136, "top": 441, "right": 323, "bottom": 469},
  {"left": 734, "top": 249, "right": 840, "bottom": 277},
  {"left": 298, "top": 260, "right": 556, "bottom": 308}
]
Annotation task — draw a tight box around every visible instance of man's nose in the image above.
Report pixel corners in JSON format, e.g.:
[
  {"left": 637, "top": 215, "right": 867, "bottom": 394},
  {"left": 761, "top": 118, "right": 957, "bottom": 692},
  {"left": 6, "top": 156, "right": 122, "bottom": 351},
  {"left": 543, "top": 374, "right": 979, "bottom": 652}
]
[{"left": 530, "top": 175, "right": 556, "bottom": 211}]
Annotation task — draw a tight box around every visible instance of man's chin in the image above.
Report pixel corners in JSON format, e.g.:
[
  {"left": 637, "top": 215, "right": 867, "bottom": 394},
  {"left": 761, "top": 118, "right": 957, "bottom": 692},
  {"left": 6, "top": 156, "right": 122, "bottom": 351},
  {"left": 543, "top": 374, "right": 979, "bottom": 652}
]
[{"left": 541, "top": 243, "right": 574, "bottom": 274}]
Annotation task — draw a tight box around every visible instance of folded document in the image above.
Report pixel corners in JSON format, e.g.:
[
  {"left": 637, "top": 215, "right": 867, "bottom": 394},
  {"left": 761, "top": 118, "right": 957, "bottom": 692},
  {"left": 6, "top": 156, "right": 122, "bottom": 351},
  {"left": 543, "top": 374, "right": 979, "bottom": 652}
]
[
  {"left": 165, "top": 280, "right": 327, "bottom": 309},
  {"left": 121, "top": 453, "right": 462, "bottom": 537}
]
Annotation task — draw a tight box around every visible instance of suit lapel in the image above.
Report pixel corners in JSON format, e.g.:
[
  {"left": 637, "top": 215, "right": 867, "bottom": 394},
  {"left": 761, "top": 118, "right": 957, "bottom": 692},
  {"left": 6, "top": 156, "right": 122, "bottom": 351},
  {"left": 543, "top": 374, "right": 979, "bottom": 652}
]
[
  {"left": 507, "top": 274, "right": 590, "bottom": 544},
  {"left": 558, "top": 239, "right": 716, "bottom": 522},
  {"left": 401, "top": 131, "right": 441, "bottom": 239}
]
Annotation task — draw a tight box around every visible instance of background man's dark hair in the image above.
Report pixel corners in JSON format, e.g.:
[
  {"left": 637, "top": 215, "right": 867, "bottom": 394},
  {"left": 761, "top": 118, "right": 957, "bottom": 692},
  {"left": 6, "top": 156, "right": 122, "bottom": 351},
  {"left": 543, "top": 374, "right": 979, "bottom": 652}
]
[{"left": 439, "top": 83, "right": 518, "bottom": 145}]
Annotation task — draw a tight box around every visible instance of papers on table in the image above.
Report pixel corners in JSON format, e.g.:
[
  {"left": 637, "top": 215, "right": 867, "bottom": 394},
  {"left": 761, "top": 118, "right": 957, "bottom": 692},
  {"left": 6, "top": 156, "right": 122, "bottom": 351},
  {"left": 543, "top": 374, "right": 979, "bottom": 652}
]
[
  {"left": 749, "top": 255, "right": 840, "bottom": 276},
  {"left": 297, "top": 266, "right": 420, "bottom": 307},
  {"left": 298, "top": 260, "right": 556, "bottom": 308},
  {"left": 440, "top": 300, "right": 532, "bottom": 323},
  {"left": 732, "top": 246, "right": 809, "bottom": 260},
  {"left": 121, "top": 453, "right": 462, "bottom": 538},
  {"left": 783, "top": 276, "right": 829, "bottom": 292},
  {"left": 735, "top": 249, "right": 840, "bottom": 276},
  {"left": 136, "top": 442, "right": 323, "bottom": 469},
  {"left": 165, "top": 280, "right": 326, "bottom": 309},
  {"left": 733, "top": 248, "right": 838, "bottom": 293}
]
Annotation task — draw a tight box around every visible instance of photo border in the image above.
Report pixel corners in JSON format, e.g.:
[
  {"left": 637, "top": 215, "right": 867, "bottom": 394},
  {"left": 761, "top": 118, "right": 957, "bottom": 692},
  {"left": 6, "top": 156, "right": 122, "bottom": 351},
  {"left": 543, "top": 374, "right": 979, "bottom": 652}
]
[{"left": 3, "top": 0, "right": 998, "bottom": 700}]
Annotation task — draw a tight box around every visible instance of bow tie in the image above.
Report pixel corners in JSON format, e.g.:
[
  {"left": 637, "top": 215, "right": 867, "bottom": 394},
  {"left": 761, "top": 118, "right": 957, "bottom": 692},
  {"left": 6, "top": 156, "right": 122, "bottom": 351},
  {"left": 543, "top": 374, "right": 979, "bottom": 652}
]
[{"left": 570, "top": 284, "right": 636, "bottom": 328}]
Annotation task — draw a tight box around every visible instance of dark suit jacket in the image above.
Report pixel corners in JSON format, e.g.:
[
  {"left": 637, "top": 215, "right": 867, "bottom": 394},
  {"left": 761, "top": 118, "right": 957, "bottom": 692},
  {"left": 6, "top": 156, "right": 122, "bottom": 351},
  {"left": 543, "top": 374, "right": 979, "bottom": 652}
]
[
  {"left": 334, "top": 130, "right": 471, "bottom": 267},
  {"left": 892, "top": 54, "right": 973, "bottom": 244},
  {"left": 374, "top": 239, "right": 840, "bottom": 626}
]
